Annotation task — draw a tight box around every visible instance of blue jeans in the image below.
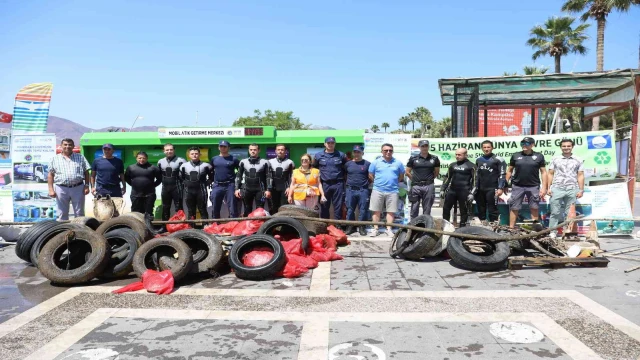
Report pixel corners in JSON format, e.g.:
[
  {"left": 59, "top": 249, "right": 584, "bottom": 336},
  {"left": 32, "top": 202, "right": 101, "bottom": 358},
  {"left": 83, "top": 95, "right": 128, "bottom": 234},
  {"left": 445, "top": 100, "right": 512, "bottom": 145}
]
[
  {"left": 346, "top": 188, "right": 370, "bottom": 221},
  {"left": 320, "top": 181, "right": 345, "bottom": 219},
  {"left": 210, "top": 182, "right": 239, "bottom": 219}
]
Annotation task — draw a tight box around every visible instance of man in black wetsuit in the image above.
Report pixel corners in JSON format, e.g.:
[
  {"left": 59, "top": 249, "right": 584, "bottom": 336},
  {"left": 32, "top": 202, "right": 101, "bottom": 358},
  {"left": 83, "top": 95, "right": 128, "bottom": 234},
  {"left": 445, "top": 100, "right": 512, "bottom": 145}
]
[
  {"left": 124, "top": 151, "right": 162, "bottom": 216},
  {"left": 267, "top": 144, "right": 294, "bottom": 214},
  {"left": 180, "top": 146, "right": 213, "bottom": 221},
  {"left": 235, "top": 143, "right": 271, "bottom": 217},
  {"left": 474, "top": 140, "right": 507, "bottom": 224},
  {"left": 157, "top": 143, "right": 186, "bottom": 221},
  {"left": 441, "top": 148, "right": 476, "bottom": 227}
]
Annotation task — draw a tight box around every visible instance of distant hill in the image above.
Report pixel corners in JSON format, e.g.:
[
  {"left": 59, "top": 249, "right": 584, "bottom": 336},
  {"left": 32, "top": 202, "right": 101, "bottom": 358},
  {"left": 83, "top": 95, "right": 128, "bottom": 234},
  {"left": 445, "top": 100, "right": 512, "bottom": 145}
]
[
  {"left": 0, "top": 116, "right": 158, "bottom": 145},
  {"left": 309, "top": 125, "right": 336, "bottom": 130}
]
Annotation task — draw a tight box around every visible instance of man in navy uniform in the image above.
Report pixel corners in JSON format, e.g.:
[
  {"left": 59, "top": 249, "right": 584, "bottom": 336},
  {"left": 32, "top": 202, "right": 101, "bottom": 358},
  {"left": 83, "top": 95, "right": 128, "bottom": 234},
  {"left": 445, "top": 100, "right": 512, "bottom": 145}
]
[
  {"left": 344, "top": 145, "right": 371, "bottom": 235},
  {"left": 210, "top": 140, "right": 240, "bottom": 219},
  {"left": 313, "top": 136, "right": 348, "bottom": 220}
]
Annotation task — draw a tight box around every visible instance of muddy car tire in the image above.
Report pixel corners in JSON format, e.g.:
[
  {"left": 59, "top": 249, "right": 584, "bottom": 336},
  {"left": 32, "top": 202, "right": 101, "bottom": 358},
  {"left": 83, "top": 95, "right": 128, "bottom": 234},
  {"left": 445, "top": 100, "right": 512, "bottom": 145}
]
[
  {"left": 30, "top": 223, "right": 91, "bottom": 267},
  {"left": 228, "top": 234, "right": 286, "bottom": 280},
  {"left": 120, "top": 212, "right": 146, "bottom": 223},
  {"left": 16, "top": 220, "right": 59, "bottom": 262},
  {"left": 70, "top": 216, "right": 101, "bottom": 230},
  {"left": 100, "top": 229, "right": 140, "bottom": 278},
  {"left": 169, "top": 230, "right": 223, "bottom": 273},
  {"left": 37, "top": 230, "right": 110, "bottom": 284},
  {"left": 277, "top": 205, "right": 320, "bottom": 218},
  {"left": 132, "top": 237, "right": 193, "bottom": 281},
  {"left": 447, "top": 226, "right": 510, "bottom": 272},
  {"left": 97, "top": 217, "right": 151, "bottom": 243},
  {"left": 393, "top": 215, "right": 438, "bottom": 260},
  {"left": 274, "top": 210, "right": 327, "bottom": 235},
  {"left": 257, "top": 217, "right": 309, "bottom": 251},
  {"left": 145, "top": 214, "right": 164, "bottom": 236}
]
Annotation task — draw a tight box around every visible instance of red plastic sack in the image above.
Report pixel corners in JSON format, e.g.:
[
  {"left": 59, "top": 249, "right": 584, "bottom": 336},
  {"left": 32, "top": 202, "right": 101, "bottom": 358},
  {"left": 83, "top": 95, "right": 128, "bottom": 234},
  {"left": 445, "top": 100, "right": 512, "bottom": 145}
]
[
  {"left": 231, "top": 220, "right": 264, "bottom": 236},
  {"left": 166, "top": 210, "right": 191, "bottom": 233},
  {"left": 248, "top": 207, "right": 269, "bottom": 218},
  {"left": 112, "top": 269, "right": 174, "bottom": 295},
  {"left": 309, "top": 248, "right": 343, "bottom": 262},
  {"left": 288, "top": 254, "right": 318, "bottom": 269},
  {"left": 327, "top": 225, "right": 349, "bottom": 245},
  {"left": 314, "top": 234, "right": 338, "bottom": 251},
  {"left": 281, "top": 238, "right": 305, "bottom": 256},
  {"left": 279, "top": 257, "right": 309, "bottom": 278},
  {"left": 204, "top": 221, "right": 239, "bottom": 235},
  {"left": 242, "top": 246, "right": 274, "bottom": 267}
]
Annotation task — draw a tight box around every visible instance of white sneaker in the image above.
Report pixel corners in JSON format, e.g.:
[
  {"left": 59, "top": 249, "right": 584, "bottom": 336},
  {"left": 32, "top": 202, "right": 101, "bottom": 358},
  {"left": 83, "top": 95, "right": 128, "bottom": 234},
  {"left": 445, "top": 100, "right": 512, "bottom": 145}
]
[
  {"left": 385, "top": 229, "right": 395, "bottom": 237},
  {"left": 549, "top": 231, "right": 557, "bottom": 239},
  {"left": 368, "top": 229, "right": 380, "bottom": 237}
]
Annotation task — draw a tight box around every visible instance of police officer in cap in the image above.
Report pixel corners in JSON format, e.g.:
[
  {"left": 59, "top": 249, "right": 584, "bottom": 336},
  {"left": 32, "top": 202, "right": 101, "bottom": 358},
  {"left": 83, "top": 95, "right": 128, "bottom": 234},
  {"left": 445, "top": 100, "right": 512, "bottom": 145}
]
[
  {"left": 235, "top": 143, "right": 271, "bottom": 216},
  {"left": 210, "top": 140, "right": 240, "bottom": 219},
  {"left": 267, "top": 144, "right": 294, "bottom": 213},
  {"left": 313, "top": 136, "right": 348, "bottom": 220},
  {"left": 405, "top": 139, "right": 440, "bottom": 218},
  {"left": 157, "top": 143, "right": 186, "bottom": 221},
  {"left": 344, "top": 145, "right": 371, "bottom": 235}
]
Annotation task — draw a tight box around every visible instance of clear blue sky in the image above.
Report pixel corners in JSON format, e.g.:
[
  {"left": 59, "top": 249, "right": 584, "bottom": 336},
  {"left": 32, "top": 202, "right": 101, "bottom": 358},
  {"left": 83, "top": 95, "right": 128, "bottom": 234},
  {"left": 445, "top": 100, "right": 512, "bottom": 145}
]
[{"left": 1, "top": 0, "right": 638, "bottom": 130}]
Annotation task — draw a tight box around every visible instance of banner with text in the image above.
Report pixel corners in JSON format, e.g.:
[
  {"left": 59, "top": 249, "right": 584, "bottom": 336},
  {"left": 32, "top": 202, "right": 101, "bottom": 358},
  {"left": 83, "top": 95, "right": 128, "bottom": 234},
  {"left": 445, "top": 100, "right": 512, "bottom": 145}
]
[
  {"left": 11, "top": 134, "right": 57, "bottom": 222},
  {"left": 158, "top": 127, "right": 246, "bottom": 138},
  {"left": 414, "top": 130, "right": 617, "bottom": 183}
]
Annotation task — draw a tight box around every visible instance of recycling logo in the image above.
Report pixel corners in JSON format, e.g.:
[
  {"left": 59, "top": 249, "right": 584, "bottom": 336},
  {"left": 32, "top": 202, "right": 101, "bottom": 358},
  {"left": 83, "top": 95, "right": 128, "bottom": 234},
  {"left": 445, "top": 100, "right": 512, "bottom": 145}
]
[
  {"left": 441, "top": 153, "right": 452, "bottom": 161},
  {"left": 594, "top": 151, "right": 611, "bottom": 165}
]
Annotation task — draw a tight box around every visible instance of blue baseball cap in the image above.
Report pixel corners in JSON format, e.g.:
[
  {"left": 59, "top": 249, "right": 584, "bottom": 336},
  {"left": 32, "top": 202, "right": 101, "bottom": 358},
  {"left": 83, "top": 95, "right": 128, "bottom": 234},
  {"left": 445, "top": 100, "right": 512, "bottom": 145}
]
[
  {"left": 219, "top": 140, "right": 230, "bottom": 146},
  {"left": 353, "top": 145, "right": 364, "bottom": 152},
  {"left": 325, "top": 137, "right": 336, "bottom": 143},
  {"left": 102, "top": 143, "right": 114, "bottom": 149}
]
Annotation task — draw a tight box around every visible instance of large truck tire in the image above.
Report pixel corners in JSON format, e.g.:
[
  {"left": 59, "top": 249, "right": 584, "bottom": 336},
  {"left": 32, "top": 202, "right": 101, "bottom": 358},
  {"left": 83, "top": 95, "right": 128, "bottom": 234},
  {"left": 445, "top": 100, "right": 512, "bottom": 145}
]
[
  {"left": 15, "top": 220, "right": 59, "bottom": 262},
  {"left": 447, "top": 226, "right": 510, "bottom": 272},
  {"left": 274, "top": 210, "right": 327, "bottom": 235},
  {"left": 30, "top": 223, "right": 91, "bottom": 267},
  {"left": 168, "top": 230, "right": 223, "bottom": 274},
  {"left": 100, "top": 229, "right": 140, "bottom": 278},
  {"left": 132, "top": 237, "right": 193, "bottom": 281},
  {"left": 37, "top": 229, "right": 110, "bottom": 284},
  {"left": 228, "top": 234, "right": 286, "bottom": 281},
  {"left": 96, "top": 217, "right": 151, "bottom": 243},
  {"left": 257, "top": 217, "right": 310, "bottom": 251},
  {"left": 70, "top": 216, "right": 101, "bottom": 230},
  {"left": 277, "top": 205, "right": 320, "bottom": 218}
]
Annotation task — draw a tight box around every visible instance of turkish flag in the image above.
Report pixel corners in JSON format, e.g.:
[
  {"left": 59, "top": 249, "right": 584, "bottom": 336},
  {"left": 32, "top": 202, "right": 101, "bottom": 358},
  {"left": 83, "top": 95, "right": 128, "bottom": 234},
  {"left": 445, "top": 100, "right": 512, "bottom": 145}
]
[{"left": 0, "top": 111, "right": 12, "bottom": 123}]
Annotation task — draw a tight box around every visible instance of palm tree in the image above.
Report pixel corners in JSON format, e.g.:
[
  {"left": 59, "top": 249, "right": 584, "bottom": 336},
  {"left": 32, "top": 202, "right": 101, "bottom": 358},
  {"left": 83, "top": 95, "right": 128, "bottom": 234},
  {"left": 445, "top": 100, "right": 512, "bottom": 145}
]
[
  {"left": 408, "top": 113, "right": 416, "bottom": 131},
  {"left": 398, "top": 116, "right": 409, "bottom": 132},
  {"left": 381, "top": 122, "right": 390, "bottom": 132},
  {"left": 371, "top": 125, "right": 380, "bottom": 133},
  {"left": 522, "top": 65, "right": 549, "bottom": 75},
  {"left": 412, "top": 107, "right": 433, "bottom": 137},
  {"left": 562, "top": 0, "right": 639, "bottom": 130},
  {"left": 527, "top": 16, "right": 590, "bottom": 73}
]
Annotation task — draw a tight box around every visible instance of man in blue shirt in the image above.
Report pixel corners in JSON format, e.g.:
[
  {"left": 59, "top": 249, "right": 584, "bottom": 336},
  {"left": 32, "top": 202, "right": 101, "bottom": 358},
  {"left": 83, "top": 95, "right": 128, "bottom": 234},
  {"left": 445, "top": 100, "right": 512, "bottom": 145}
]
[
  {"left": 344, "top": 145, "right": 371, "bottom": 236},
  {"left": 210, "top": 140, "right": 240, "bottom": 219},
  {"left": 313, "top": 136, "right": 348, "bottom": 220},
  {"left": 368, "top": 143, "right": 405, "bottom": 237},
  {"left": 91, "top": 143, "right": 126, "bottom": 198}
]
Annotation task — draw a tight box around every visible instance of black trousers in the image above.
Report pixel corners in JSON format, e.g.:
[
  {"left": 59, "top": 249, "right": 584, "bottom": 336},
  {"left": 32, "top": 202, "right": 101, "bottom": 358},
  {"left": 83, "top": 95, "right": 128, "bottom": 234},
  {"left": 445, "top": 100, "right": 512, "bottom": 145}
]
[
  {"left": 185, "top": 185, "right": 208, "bottom": 220},
  {"left": 131, "top": 193, "right": 157, "bottom": 216},
  {"left": 443, "top": 188, "right": 470, "bottom": 226},
  {"left": 161, "top": 185, "right": 183, "bottom": 221},
  {"left": 242, "top": 189, "right": 265, "bottom": 217},
  {"left": 269, "top": 189, "right": 288, "bottom": 214},
  {"left": 475, "top": 188, "right": 498, "bottom": 221}
]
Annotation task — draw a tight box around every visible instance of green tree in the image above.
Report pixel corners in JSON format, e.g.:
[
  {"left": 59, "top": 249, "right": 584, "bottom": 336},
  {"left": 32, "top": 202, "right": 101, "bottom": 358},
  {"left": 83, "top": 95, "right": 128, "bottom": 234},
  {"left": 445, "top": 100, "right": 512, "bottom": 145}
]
[
  {"left": 233, "top": 109, "right": 308, "bottom": 130},
  {"left": 412, "top": 106, "right": 434, "bottom": 137},
  {"left": 523, "top": 65, "right": 549, "bottom": 75},
  {"left": 526, "top": 16, "right": 590, "bottom": 73},
  {"left": 407, "top": 113, "right": 416, "bottom": 131},
  {"left": 381, "top": 122, "right": 390, "bottom": 132},
  {"left": 398, "top": 116, "right": 410, "bottom": 132},
  {"left": 431, "top": 117, "right": 452, "bottom": 138},
  {"left": 503, "top": 71, "right": 519, "bottom": 76},
  {"left": 371, "top": 125, "right": 380, "bottom": 133},
  {"left": 561, "top": 0, "right": 639, "bottom": 130}
]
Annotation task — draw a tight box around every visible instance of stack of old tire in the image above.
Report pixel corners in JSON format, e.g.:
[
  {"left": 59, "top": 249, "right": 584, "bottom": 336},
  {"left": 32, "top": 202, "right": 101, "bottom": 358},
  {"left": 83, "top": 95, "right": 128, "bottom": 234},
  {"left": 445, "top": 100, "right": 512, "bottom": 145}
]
[
  {"left": 14, "top": 213, "right": 224, "bottom": 284},
  {"left": 393, "top": 216, "right": 510, "bottom": 271}
]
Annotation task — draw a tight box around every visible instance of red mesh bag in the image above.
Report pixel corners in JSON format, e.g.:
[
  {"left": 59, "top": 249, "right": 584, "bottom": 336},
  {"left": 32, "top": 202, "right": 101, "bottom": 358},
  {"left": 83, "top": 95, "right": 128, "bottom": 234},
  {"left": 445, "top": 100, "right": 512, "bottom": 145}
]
[
  {"left": 166, "top": 210, "right": 191, "bottom": 233},
  {"left": 279, "top": 257, "right": 309, "bottom": 278},
  {"left": 313, "top": 234, "right": 338, "bottom": 251},
  {"left": 280, "top": 238, "right": 305, "bottom": 256},
  {"left": 327, "top": 225, "right": 349, "bottom": 245},
  {"left": 288, "top": 254, "right": 318, "bottom": 269},
  {"left": 242, "top": 246, "right": 275, "bottom": 267},
  {"left": 204, "top": 221, "right": 239, "bottom": 235},
  {"left": 112, "top": 269, "right": 174, "bottom": 295},
  {"left": 309, "top": 248, "right": 343, "bottom": 262},
  {"left": 231, "top": 208, "right": 268, "bottom": 236}
]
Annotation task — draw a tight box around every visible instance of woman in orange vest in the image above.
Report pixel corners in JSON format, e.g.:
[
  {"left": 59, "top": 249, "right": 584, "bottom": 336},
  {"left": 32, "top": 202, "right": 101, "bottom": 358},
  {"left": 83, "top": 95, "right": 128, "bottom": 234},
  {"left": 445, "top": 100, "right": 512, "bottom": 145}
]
[{"left": 288, "top": 153, "right": 326, "bottom": 210}]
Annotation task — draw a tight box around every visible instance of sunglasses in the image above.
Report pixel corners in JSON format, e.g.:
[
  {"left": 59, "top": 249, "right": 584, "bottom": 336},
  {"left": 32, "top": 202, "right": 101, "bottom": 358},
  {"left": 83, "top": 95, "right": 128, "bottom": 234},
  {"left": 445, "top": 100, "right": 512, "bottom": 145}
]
[
  {"left": 382, "top": 149, "right": 394, "bottom": 153},
  {"left": 301, "top": 158, "right": 310, "bottom": 162},
  {"left": 103, "top": 148, "right": 113, "bottom": 151},
  {"left": 520, "top": 142, "right": 532, "bottom": 146}
]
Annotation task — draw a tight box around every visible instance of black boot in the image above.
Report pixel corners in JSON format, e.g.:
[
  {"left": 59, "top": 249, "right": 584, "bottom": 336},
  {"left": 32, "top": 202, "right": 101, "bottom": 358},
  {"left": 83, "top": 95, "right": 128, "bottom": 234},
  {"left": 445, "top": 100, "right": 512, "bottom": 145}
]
[
  {"left": 358, "top": 226, "right": 367, "bottom": 236},
  {"left": 345, "top": 226, "right": 356, "bottom": 235}
]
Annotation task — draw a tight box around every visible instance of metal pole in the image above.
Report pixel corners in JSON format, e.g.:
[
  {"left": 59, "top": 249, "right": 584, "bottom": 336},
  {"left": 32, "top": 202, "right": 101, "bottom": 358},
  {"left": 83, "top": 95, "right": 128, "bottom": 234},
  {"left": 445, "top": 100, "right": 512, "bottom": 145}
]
[
  {"left": 629, "top": 75, "right": 640, "bottom": 211},
  {"left": 453, "top": 86, "right": 458, "bottom": 138},
  {"left": 531, "top": 107, "right": 536, "bottom": 135},
  {"left": 484, "top": 106, "right": 488, "bottom": 137},
  {"left": 129, "top": 114, "right": 140, "bottom": 131}
]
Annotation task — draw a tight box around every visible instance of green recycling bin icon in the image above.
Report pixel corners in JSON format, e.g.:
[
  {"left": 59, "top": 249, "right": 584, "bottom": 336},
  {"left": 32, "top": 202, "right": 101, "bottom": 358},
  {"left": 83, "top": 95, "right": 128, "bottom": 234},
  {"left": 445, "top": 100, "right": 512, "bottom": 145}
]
[
  {"left": 441, "top": 153, "right": 452, "bottom": 161},
  {"left": 594, "top": 151, "right": 611, "bottom": 165}
]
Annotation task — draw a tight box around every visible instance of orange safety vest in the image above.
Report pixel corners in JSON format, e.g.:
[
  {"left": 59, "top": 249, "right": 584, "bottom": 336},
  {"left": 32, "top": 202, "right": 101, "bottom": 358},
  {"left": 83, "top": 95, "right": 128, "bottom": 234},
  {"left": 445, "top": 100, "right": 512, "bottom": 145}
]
[{"left": 292, "top": 168, "right": 320, "bottom": 201}]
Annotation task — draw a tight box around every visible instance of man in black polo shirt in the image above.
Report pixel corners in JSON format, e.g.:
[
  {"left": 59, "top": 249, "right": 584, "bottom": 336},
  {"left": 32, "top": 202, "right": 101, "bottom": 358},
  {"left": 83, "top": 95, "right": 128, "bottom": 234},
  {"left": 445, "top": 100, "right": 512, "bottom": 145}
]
[
  {"left": 405, "top": 139, "right": 440, "bottom": 218},
  {"left": 506, "top": 136, "right": 547, "bottom": 228}
]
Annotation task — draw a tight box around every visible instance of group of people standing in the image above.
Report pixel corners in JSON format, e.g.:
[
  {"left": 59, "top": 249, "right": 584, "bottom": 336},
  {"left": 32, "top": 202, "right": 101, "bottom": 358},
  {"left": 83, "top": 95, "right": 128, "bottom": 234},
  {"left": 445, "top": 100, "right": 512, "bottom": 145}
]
[{"left": 48, "top": 135, "right": 584, "bottom": 236}]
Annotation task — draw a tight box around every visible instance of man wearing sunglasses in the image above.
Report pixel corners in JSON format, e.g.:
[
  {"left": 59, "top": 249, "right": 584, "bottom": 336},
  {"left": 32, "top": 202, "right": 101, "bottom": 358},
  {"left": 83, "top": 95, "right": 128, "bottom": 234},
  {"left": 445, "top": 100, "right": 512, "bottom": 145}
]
[
  {"left": 506, "top": 137, "right": 547, "bottom": 228},
  {"left": 91, "top": 143, "right": 126, "bottom": 198},
  {"left": 368, "top": 143, "right": 405, "bottom": 237}
]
